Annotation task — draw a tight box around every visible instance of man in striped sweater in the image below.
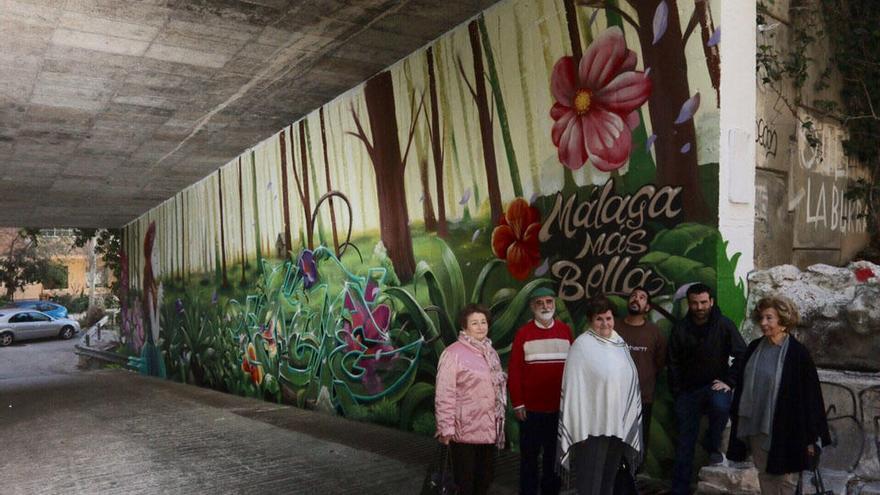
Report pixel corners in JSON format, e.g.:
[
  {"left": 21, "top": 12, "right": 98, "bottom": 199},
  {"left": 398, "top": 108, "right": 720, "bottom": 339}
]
[{"left": 508, "top": 287, "right": 573, "bottom": 495}]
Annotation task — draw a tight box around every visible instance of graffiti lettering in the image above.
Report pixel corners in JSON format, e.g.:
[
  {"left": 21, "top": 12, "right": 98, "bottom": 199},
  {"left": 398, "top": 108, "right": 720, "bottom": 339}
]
[
  {"left": 755, "top": 118, "right": 778, "bottom": 158},
  {"left": 539, "top": 181, "right": 682, "bottom": 241},
  {"left": 804, "top": 176, "right": 869, "bottom": 234},
  {"left": 539, "top": 180, "right": 682, "bottom": 299},
  {"left": 552, "top": 258, "right": 663, "bottom": 302}
]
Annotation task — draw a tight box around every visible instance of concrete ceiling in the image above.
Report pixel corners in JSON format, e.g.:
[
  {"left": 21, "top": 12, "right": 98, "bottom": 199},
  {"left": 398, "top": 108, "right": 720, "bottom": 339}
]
[{"left": 0, "top": 0, "right": 497, "bottom": 228}]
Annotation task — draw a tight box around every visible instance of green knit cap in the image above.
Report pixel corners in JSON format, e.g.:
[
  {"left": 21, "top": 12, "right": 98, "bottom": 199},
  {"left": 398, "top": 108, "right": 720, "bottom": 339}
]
[{"left": 530, "top": 287, "right": 556, "bottom": 299}]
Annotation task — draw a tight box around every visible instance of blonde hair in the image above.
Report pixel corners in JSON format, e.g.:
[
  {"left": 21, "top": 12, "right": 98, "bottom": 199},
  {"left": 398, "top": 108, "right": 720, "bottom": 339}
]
[{"left": 751, "top": 295, "right": 800, "bottom": 329}]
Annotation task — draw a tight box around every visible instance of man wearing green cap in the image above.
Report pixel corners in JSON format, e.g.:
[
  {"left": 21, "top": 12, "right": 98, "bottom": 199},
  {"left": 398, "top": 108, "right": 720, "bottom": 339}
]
[{"left": 508, "top": 286, "right": 573, "bottom": 495}]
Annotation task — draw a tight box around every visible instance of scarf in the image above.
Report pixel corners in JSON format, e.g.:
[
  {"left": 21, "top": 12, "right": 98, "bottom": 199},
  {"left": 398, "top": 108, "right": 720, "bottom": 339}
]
[
  {"left": 558, "top": 330, "right": 642, "bottom": 470},
  {"left": 738, "top": 334, "right": 790, "bottom": 448},
  {"left": 459, "top": 332, "right": 507, "bottom": 448}
]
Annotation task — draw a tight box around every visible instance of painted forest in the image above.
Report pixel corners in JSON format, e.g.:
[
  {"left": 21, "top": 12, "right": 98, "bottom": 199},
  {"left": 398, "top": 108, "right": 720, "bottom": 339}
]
[{"left": 121, "top": 0, "right": 744, "bottom": 478}]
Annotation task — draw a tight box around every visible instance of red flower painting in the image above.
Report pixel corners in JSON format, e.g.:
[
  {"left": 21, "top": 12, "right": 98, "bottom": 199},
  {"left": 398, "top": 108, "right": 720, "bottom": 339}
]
[
  {"left": 492, "top": 198, "right": 542, "bottom": 281},
  {"left": 550, "top": 26, "right": 652, "bottom": 171},
  {"left": 241, "top": 342, "right": 264, "bottom": 385}
]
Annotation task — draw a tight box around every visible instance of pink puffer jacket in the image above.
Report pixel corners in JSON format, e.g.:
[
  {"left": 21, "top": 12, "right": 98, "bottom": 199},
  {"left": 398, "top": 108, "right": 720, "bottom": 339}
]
[{"left": 434, "top": 338, "right": 504, "bottom": 445}]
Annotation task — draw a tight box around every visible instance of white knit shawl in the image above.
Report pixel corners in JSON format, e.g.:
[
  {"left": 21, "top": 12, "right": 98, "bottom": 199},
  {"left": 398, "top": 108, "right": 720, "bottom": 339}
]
[{"left": 557, "top": 330, "right": 643, "bottom": 469}]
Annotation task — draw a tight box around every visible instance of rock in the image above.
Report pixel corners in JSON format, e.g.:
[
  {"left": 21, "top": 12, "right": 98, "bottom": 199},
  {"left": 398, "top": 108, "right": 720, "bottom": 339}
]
[
  {"left": 846, "top": 285, "right": 880, "bottom": 336},
  {"left": 746, "top": 264, "right": 880, "bottom": 371},
  {"left": 800, "top": 469, "right": 855, "bottom": 495},
  {"left": 861, "top": 481, "right": 880, "bottom": 495},
  {"left": 696, "top": 464, "right": 760, "bottom": 494},
  {"left": 804, "top": 264, "right": 856, "bottom": 290}
]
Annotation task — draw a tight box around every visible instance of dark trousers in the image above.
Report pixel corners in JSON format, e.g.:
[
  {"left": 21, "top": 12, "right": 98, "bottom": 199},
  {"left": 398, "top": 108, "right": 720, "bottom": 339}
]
[
  {"left": 572, "top": 436, "right": 625, "bottom": 495},
  {"left": 519, "top": 411, "right": 561, "bottom": 495},
  {"left": 671, "top": 385, "right": 732, "bottom": 495},
  {"left": 638, "top": 402, "right": 653, "bottom": 472},
  {"left": 450, "top": 442, "right": 495, "bottom": 495},
  {"left": 641, "top": 402, "right": 653, "bottom": 454}
]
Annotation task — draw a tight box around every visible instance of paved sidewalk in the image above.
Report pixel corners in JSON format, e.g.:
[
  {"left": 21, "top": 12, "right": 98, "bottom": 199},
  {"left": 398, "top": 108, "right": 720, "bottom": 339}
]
[{"left": 0, "top": 369, "right": 519, "bottom": 494}]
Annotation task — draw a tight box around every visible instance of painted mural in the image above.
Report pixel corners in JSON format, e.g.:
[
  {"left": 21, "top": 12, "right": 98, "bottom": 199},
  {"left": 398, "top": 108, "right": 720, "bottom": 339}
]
[{"left": 122, "top": 0, "right": 740, "bottom": 478}]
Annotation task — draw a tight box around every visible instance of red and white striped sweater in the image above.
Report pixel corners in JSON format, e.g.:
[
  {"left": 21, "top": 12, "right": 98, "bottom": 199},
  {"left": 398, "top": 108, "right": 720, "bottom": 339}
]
[{"left": 508, "top": 319, "right": 573, "bottom": 413}]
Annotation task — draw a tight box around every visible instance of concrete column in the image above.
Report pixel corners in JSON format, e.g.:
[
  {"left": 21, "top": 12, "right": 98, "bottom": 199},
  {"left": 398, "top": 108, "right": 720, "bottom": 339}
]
[{"left": 719, "top": 0, "right": 757, "bottom": 282}]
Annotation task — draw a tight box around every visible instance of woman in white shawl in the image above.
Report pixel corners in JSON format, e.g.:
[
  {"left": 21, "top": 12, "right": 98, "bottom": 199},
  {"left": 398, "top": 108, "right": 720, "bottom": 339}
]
[{"left": 558, "top": 295, "right": 642, "bottom": 495}]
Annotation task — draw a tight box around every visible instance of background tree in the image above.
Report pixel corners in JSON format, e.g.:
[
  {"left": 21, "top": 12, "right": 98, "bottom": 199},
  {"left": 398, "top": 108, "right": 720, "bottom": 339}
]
[{"left": 0, "top": 229, "right": 53, "bottom": 300}]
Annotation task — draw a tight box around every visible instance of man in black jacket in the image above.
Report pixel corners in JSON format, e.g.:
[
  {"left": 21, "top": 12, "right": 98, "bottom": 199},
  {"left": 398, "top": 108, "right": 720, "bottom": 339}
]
[{"left": 668, "top": 284, "right": 746, "bottom": 495}]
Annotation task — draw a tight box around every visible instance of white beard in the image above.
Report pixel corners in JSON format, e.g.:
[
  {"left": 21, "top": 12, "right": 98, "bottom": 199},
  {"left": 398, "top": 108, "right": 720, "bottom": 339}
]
[{"left": 535, "top": 309, "right": 555, "bottom": 323}]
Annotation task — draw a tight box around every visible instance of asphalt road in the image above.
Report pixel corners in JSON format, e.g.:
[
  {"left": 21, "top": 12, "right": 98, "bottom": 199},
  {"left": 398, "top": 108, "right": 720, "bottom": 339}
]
[
  {"left": 0, "top": 333, "right": 81, "bottom": 381},
  {"left": 0, "top": 334, "right": 522, "bottom": 494}
]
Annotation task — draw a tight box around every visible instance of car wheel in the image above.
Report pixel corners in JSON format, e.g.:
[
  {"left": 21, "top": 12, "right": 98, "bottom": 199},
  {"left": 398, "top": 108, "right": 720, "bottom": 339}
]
[
  {"left": 0, "top": 332, "right": 12, "bottom": 347},
  {"left": 59, "top": 326, "right": 75, "bottom": 340}
]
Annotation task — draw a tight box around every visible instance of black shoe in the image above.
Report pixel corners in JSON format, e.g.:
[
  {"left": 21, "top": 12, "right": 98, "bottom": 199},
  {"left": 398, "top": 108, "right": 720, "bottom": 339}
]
[{"left": 708, "top": 452, "right": 724, "bottom": 465}]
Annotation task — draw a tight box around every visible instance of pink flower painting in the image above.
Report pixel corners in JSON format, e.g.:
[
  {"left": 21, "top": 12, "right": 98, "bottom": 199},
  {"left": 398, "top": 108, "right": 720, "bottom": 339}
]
[{"left": 550, "top": 27, "right": 652, "bottom": 172}]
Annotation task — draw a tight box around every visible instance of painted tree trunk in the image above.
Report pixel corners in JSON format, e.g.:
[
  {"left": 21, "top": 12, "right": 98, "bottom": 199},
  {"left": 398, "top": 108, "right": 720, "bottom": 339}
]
[
  {"left": 631, "top": 0, "right": 709, "bottom": 222},
  {"left": 237, "top": 157, "right": 247, "bottom": 285},
  {"left": 426, "top": 47, "right": 447, "bottom": 237},
  {"left": 418, "top": 154, "right": 438, "bottom": 231},
  {"left": 478, "top": 16, "right": 523, "bottom": 199},
  {"left": 278, "top": 130, "right": 293, "bottom": 256},
  {"left": 697, "top": 0, "right": 721, "bottom": 106},
  {"left": 319, "top": 108, "right": 340, "bottom": 252},
  {"left": 217, "top": 170, "right": 229, "bottom": 288},
  {"left": 298, "top": 123, "right": 314, "bottom": 250},
  {"left": 514, "top": 8, "right": 542, "bottom": 193},
  {"left": 364, "top": 71, "right": 416, "bottom": 282},
  {"left": 468, "top": 20, "right": 503, "bottom": 225}
]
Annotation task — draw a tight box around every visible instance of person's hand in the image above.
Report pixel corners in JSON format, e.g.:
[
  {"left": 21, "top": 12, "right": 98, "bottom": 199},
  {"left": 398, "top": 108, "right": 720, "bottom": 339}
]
[
  {"left": 711, "top": 380, "right": 731, "bottom": 392},
  {"left": 437, "top": 435, "right": 453, "bottom": 445},
  {"left": 806, "top": 445, "right": 815, "bottom": 457},
  {"left": 515, "top": 408, "right": 527, "bottom": 421}
]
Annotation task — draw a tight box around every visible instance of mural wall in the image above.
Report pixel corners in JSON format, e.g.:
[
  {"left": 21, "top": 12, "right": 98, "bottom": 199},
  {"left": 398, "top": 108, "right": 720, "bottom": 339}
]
[{"left": 122, "top": 0, "right": 739, "bottom": 476}]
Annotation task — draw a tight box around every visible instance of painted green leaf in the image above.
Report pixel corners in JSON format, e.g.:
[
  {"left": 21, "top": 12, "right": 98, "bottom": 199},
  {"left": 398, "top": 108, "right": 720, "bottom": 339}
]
[
  {"left": 385, "top": 287, "right": 446, "bottom": 356},
  {"left": 471, "top": 259, "right": 504, "bottom": 304},
  {"left": 489, "top": 278, "right": 554, "bottom": 349},
  {"left": 439, "top": 241, "right": 466, "bottom": 320},
  {"left": 398, "top": 381, "right": 435, "bottom": 430},
  {"left": 649, "top": 223, "right": 717, "bottom": 258}
]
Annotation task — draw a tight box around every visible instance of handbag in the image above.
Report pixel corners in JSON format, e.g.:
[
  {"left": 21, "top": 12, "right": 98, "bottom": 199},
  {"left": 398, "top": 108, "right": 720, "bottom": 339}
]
[
  {"left": 613, "top": 456, "right": 638, "bottom": 495},
  {"left": 795, "top": 469, "right": 833, "bottom": 495},
  {"left": 421, "top": 444, "right": 458, "bottom": 495}
]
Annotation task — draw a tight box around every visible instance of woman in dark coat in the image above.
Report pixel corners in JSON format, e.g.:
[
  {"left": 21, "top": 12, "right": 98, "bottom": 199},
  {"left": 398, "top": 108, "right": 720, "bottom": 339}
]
[{"left": 727, "top": 295, "right": 831, "bottom": 494}]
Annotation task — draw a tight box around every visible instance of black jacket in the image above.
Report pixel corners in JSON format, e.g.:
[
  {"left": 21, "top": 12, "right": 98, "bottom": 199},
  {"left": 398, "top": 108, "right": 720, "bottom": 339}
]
[
  {"left": 727, "top": 336, "right": 831, "bottom": 474},
  {"left": 667, "top": 306, "right": 746, "bottom": 395}
]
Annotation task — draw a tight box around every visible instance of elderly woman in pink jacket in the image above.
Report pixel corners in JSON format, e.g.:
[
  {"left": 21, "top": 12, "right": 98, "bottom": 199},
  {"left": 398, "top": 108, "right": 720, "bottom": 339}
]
[{"left": 435, "top": 303, "right": 507, "bottom": 495}]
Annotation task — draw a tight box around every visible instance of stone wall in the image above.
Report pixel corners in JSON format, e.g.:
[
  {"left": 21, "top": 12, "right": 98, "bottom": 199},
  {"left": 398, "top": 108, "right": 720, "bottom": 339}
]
[
  {"left": 754, "top": 0, "right": 872, "bottom": 270},
  {"left": 744, "top": 262, "right": 880, "bottom": 371}
]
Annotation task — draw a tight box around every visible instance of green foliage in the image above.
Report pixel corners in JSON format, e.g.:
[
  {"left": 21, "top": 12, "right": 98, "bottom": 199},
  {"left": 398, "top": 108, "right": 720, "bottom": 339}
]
[
  {"left": 0, "top": 230, "right": 54, "bottom": 298},
  {"left": 639, "top": 223, "right": 747, "bottom": 325},
  {"left": 411, "top": 412, "right": 436, "bottom": 437},
  {"left": 40, "top": 261, "right": 68, "bottom": 290},
  {"left": 51, "top": 292, "right": 89, "bottom": 314},
  {"left": 348, "top": 399, "right": 400, "bottom": 426}
]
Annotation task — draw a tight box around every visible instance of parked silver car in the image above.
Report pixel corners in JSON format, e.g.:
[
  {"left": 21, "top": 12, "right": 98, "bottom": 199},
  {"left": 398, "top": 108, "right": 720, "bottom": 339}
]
[{"left": 0, "top": 309, "right": 80, "bottom": 346}]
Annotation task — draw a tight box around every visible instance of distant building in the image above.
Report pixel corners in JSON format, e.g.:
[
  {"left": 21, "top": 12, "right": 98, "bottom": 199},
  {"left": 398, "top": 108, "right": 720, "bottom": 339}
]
[{"left": 0, "top": 228, "right": 112, "bottom": 301}]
